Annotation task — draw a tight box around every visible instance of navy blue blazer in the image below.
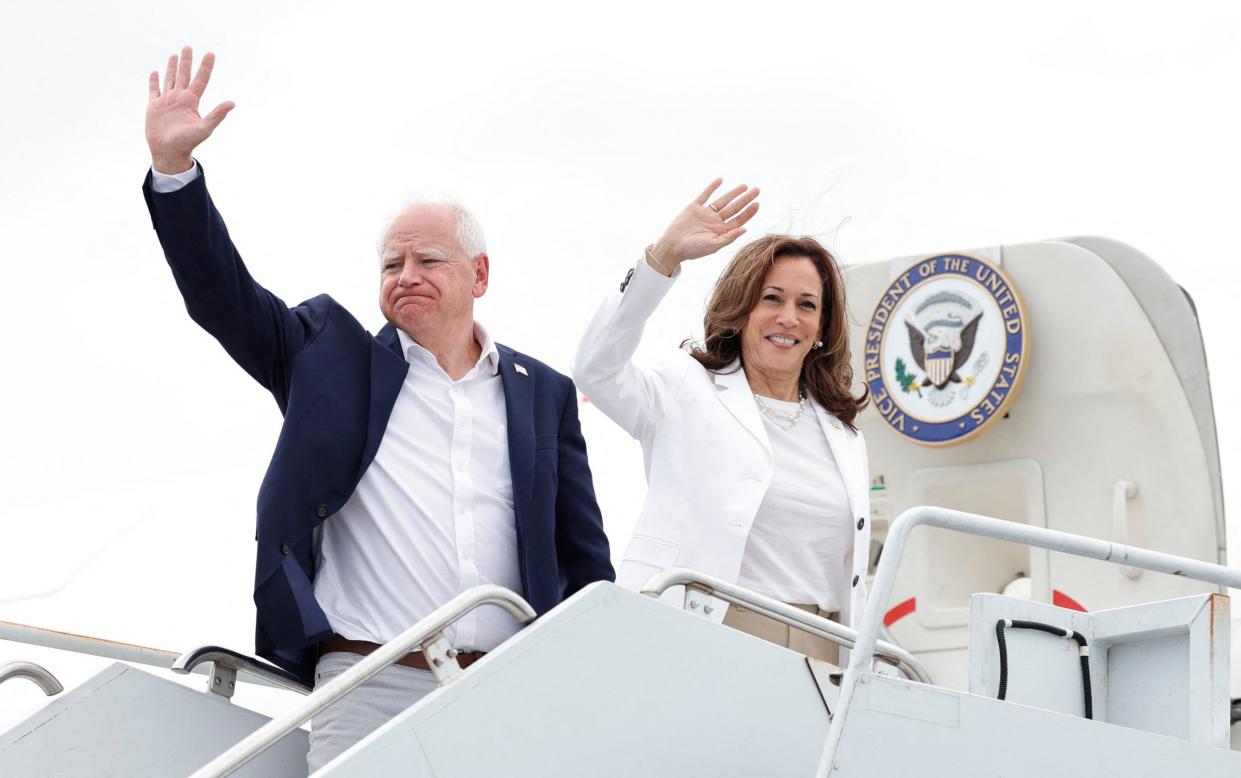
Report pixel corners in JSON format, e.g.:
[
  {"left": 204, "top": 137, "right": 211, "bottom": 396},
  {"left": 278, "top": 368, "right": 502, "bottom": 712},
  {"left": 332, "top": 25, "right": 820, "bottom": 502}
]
[{"left": 142, "top": 169, "right": 614, "bottom": 685}]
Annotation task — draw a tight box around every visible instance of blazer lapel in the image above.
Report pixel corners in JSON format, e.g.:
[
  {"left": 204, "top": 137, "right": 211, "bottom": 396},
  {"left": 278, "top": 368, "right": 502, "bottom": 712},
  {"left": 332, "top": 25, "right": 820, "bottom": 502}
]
[
  {"left": 812, "top": 398, "right": 864, "bottom": 520},
  {"left": 712, "top": 360, "right": 772, "bottom": 456},
  {"left": 498, "top": 345, "right": 534, "bottom": 524},
  {"left": 358, "top": 324, "right": 409, "bottom": 479}
]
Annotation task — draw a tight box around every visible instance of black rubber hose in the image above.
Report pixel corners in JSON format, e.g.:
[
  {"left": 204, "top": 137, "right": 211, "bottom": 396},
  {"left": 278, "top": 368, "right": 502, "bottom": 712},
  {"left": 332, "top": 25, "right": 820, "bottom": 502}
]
[
  {"left": 1080, "top": 655, "right": 1093, "bottom": 719},
  {"left": 994, "top": 619, "right": 1092, "bottom": 720},
  {"left": 1010, "top": 620, "right": 1086, "bottom": 647},
  {"left": 995, "top": 620, "right": 1009, "bottom": 701}
]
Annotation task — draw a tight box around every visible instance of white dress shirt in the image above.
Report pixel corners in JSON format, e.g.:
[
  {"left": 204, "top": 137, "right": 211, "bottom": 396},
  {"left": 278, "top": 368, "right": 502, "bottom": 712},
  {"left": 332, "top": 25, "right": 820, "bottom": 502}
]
[
  {"left": 736, "top": 399, "right": 853, "bottom": 612},
  {"left": 314, "top": 328, "right": 522, "bottom": 651},
  {"left": 151, "top": 163, "right": 523, "bottom": 651}
]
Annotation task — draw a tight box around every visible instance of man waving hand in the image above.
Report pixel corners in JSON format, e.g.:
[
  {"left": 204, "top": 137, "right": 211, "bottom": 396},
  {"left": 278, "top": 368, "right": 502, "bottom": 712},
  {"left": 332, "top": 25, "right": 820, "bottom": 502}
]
[{"left": 142, "top": 47, "right": 613, "bottom": 770}]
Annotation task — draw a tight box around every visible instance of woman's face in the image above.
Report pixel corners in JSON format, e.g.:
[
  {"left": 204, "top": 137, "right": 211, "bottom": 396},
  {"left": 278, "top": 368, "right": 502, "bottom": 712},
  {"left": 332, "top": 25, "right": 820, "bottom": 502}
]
[{"left": 740, "top": 255, "right": 825, "bottom": 378}]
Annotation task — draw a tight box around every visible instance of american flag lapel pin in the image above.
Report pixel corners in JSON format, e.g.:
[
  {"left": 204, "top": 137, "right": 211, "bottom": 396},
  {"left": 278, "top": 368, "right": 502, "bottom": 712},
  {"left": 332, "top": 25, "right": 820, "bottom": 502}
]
[{"left": 514, "top": 363, "right": 528, "bottom": 376}]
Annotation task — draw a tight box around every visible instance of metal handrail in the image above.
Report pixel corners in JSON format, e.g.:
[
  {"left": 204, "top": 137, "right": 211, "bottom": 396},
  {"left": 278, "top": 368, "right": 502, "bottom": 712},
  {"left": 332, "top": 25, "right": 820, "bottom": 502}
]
[
  {"left": 0, "top": 620, "right": 294, "bottom": 693},
  {"left": 0, "top": 619, "right": 181, "bottom": 667},
  {"left": 189, "top": 584, "right": 537, "bottom": 778},
  {"left": 0, "top": 661, "right": 63, "bottom": 696},
  {"left": 815, "top": 506, "right": 1241, "bottom": 777},
  {"left": 641, "top": 568, "right": 932, "bottom": 685},
  {"left": 173, "top": 646, "right": 312, "bottom": 698}
]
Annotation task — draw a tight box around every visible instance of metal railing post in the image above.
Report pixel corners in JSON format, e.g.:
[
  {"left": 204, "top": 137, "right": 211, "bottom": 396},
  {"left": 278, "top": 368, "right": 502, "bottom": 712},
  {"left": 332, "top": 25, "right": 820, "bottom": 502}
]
[{"left": 172, "top": 647, "right": 313, "bottom": 698}]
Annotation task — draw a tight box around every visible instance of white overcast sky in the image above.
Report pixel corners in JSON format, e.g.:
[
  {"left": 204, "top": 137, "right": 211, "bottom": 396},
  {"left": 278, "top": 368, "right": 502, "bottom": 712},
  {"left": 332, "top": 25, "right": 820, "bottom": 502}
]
[{"left": 1, "top": 0, "right": 1239, "bottom": 723}]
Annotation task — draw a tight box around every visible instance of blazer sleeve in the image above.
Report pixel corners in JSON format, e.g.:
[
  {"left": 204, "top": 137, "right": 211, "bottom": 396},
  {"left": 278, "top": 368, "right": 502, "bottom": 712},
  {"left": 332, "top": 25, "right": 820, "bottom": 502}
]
[
  {"left": 142, "top": 168, "right": 326, "bottom": 410},
  {"left": 553, "top": 374, "right": 616, "bottom": 593},
  {"left": 571, "top": 258, "right": 691, "bottom": 441}
]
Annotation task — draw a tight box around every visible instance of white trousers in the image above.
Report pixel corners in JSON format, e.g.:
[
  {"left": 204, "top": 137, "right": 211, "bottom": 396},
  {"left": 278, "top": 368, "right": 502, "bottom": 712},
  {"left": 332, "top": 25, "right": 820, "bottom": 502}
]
[{"left": 306, "top": 651, "right": 438, "bottom": 773}]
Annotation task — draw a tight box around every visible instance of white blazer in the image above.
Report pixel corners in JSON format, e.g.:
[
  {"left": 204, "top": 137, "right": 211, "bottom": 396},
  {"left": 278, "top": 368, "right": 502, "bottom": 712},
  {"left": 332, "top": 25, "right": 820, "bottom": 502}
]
[{"left": 572, "top": 258, "right": 872, "bottom": 631}]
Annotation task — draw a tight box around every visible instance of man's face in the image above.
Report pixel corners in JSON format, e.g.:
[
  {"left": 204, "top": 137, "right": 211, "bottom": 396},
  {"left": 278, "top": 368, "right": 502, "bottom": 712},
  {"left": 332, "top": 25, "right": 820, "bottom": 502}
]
[{"left": 378, "top": 204, "right": 489, "bottom": 339}]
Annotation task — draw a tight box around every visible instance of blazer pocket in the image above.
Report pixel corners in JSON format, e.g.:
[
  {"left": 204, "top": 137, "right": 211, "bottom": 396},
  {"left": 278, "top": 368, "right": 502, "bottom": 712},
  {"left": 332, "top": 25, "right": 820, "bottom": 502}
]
[
  {"left": 535, "top": 433, "right": 558, "bottom": 451},
  {"left": 622, "top": 534, "right": 680, "bottom": 568},
  {"left": 617, "top": 535, "right": 681, "bottom": 591}
]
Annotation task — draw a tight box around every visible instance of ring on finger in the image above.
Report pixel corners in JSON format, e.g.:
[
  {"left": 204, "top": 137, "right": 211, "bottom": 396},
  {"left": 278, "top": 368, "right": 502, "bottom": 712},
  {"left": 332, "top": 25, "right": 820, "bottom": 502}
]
[{"left": 708, "top": 204, "right": 720, "bottom": 213}]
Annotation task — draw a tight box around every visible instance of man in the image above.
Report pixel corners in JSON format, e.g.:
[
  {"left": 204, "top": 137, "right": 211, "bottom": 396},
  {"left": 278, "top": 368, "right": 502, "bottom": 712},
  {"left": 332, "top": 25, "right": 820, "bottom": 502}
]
[{"left": 142, "top": 47, "right": 613, "bottom": 768}]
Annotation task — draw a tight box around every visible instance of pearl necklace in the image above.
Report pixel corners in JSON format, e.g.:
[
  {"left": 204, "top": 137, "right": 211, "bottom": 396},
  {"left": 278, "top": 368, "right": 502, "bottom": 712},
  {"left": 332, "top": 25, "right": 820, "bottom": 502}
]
[{"left": 754, "top": 391, "right": 807, "bottom": 431}]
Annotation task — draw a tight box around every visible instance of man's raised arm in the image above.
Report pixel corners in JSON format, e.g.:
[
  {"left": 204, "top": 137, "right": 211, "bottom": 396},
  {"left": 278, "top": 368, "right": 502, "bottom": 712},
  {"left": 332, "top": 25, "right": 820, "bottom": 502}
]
[
  {"left": 146, "top": 46, "right": 233, "bottom": 175},
  {"left": 142, "top": 48, "right": 323, "bottom": 408}
]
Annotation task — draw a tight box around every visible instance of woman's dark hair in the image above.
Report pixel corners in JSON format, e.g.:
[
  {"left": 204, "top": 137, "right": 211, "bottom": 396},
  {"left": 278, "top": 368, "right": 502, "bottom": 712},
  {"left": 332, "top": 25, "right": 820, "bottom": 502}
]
[{"left": 686, "top": 234, "right": 869, "bottom": 428}]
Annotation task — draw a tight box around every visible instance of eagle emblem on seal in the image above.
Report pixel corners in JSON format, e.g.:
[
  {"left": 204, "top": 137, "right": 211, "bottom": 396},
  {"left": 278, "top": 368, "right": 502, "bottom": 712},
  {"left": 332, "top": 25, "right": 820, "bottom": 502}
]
[
  {"left": 903, "top": 290, "right": 982, "bottom": 391},
  {"left": 866, "top": 252, "right": 1028, "bottom": 446}
]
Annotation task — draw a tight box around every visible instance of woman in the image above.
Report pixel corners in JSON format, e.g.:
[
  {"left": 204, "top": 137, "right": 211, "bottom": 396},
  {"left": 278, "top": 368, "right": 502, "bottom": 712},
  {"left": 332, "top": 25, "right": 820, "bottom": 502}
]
[{"left": 572, "top": 180, "right": 870, "bottom": 663}]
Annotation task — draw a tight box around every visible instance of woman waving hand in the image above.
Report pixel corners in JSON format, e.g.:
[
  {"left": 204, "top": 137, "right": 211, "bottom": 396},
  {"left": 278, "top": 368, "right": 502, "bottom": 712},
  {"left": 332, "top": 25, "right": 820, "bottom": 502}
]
[{"left": 574, "top": 180, "right": 870, "bottom": 664}]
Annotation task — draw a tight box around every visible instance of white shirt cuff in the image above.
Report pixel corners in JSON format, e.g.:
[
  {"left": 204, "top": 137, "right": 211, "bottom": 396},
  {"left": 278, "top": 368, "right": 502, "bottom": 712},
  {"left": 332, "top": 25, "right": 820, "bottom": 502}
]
[{"left": 150, "top": 161, "right": 201, "bottom": 193}]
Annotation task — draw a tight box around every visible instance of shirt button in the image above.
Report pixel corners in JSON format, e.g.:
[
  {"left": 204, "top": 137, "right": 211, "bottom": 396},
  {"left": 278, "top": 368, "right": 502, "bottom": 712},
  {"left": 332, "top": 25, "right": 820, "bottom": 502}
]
[
  {"left": 280, "top": 542, "right": 292, "bottom": 555},
  {"left": 857, "top": 517, "right": 865, "bottom": 530},
  {"left": 316, "top": 504, "right": 329, "bottom": 518},
  {"left": 852, "top": 574, "right": 860, "bottom": 587}
]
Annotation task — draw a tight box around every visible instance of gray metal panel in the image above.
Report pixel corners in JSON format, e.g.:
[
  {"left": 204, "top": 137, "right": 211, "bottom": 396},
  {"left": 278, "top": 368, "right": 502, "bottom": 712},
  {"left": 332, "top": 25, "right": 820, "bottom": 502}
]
[
  {"left": 832, "top": 674, "right": 1241, "bottom": 776},
  {"left": 1108, "top": 634, "right": 1190, "bottom": 738},
  {"left": 1058, "top": 235, "right": 1225, "bottom": 561},
  {"left": 320, "top": 583, "right": 830, "bottom": 776},
  {"left": 1092, "top": 592, "right": 1232, "bottom": 747},
  {"left": 0, "top": 663, "right": 307, "bottom": 777}
]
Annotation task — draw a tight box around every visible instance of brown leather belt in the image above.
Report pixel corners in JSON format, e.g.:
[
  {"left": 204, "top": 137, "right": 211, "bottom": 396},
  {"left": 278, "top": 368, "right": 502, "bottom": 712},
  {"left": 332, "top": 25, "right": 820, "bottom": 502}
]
[{"left": 320, "top": 634, "right": 486, "bottom": 672}]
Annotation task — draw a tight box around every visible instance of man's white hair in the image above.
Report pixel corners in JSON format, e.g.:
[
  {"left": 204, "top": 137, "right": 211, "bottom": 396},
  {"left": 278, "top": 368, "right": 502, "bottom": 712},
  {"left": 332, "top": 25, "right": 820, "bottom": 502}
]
[{"left": 376, "top": 196, "right": 487, "bottom": 261}]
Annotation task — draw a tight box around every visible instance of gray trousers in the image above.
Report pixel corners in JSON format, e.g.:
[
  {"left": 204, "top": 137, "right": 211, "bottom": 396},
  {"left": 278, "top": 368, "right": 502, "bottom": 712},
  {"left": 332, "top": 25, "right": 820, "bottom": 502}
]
[{"left": 306, "top": 652, "right": 438, "bottom": 773}]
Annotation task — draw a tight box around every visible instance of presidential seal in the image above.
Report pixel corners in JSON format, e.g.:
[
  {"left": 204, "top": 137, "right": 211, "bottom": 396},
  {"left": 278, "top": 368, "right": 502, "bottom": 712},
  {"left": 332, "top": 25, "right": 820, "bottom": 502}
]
[{"left": 864, "top": 254, "right": 1028, "bottom": 446}]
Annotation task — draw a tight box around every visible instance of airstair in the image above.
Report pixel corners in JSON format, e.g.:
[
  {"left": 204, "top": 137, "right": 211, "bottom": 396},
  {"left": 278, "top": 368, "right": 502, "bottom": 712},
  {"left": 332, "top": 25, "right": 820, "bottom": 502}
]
[{"left": 3, "top": 507, "right": 1240, "bottom": 776}]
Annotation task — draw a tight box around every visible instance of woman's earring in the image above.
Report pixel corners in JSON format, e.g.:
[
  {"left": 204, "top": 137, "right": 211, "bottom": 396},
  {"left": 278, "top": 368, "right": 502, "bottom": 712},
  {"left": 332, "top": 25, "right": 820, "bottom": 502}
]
[{"left": 813, "top": 340, "right": 824, "bottom": 349}]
